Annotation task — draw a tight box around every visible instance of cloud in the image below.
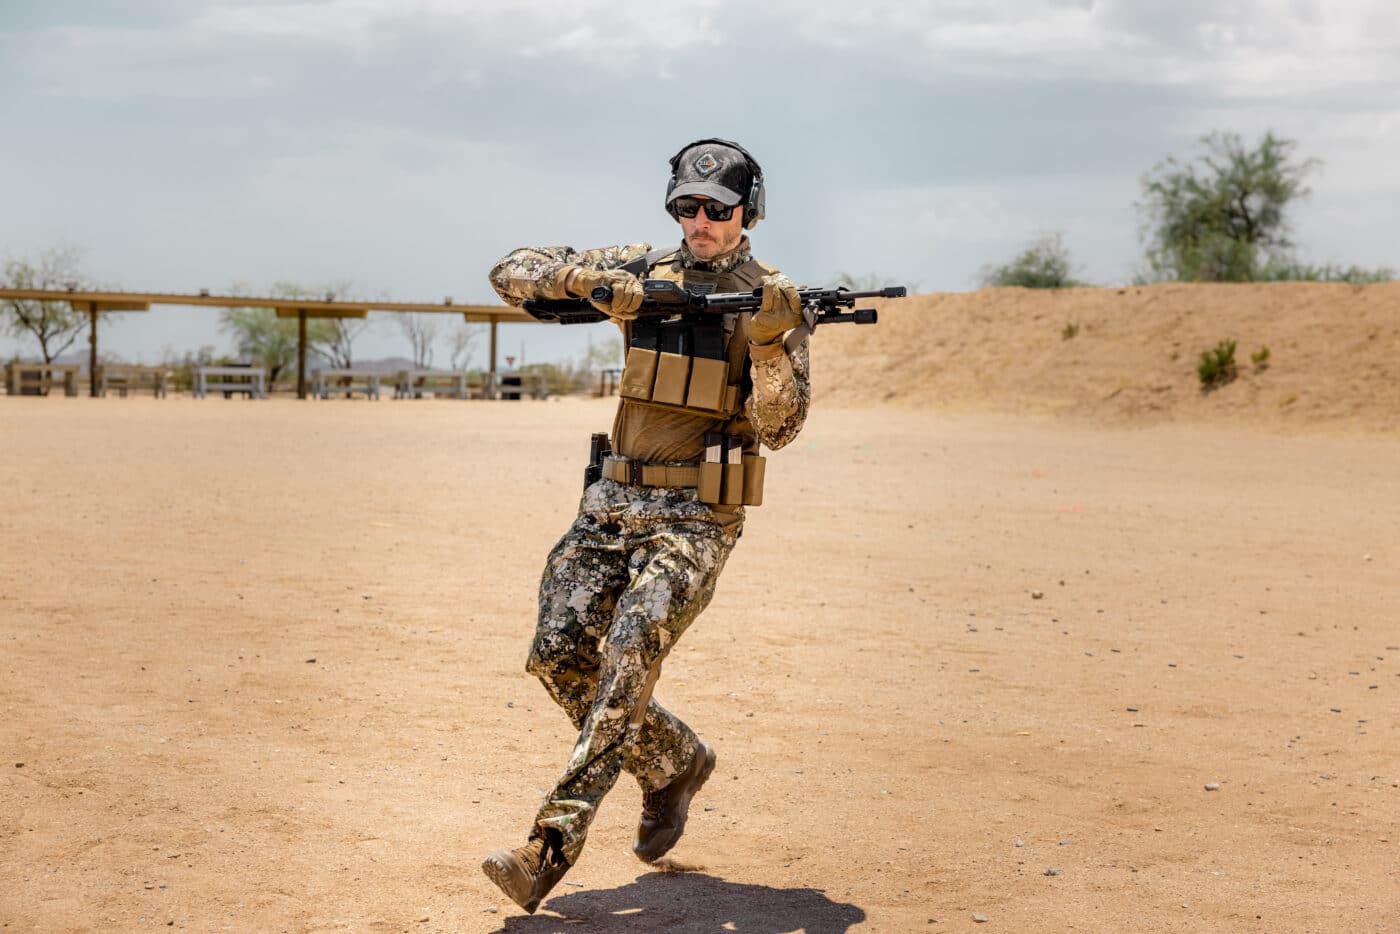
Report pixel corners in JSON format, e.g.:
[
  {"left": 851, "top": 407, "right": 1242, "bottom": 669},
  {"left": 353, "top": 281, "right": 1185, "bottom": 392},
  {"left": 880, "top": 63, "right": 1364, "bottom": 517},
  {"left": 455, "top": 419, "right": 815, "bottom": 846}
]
[
  {"left": 6, "top": 0, "right": 725, "bottom": 99},
  {"left": 13, "top": 0, "right": 1397, "bottom": 110},
  {"left": 773, "top": 0, "right": 1400, "bottom": 99}
]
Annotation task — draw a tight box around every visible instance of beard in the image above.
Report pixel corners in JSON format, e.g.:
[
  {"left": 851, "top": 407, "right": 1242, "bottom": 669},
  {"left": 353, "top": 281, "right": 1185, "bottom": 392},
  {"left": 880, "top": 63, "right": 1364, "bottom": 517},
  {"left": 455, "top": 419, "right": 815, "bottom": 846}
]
[{"left": 687, "top": 229, "right": 740, "bottom": 260}]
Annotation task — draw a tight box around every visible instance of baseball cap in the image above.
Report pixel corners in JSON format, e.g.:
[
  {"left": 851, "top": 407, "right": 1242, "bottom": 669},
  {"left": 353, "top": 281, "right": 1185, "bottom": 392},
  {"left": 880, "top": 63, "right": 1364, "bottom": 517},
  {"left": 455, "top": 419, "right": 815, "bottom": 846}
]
[{"left": 667, "top": 141, "right": 752, "bottom": 206}]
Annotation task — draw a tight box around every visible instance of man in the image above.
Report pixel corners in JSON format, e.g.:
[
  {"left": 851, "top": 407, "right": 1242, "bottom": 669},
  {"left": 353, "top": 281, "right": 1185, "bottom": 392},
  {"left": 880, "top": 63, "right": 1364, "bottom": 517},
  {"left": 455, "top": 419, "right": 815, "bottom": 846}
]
[{"left": 481, "top": 138, "right": 810, "bottom": 914}]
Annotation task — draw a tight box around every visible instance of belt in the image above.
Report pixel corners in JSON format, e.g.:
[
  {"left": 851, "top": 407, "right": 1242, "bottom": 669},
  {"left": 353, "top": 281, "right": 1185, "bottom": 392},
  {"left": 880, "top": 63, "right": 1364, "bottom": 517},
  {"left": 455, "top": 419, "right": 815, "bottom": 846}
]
[{"left": 603, "top": 455, "right": 700, "bottom": 488}]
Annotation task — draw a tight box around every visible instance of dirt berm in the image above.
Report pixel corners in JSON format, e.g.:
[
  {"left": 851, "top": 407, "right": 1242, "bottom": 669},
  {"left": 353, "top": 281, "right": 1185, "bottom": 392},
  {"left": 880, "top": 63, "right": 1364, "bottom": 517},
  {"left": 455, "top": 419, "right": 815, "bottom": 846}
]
[{"left": 814, "top": 281, "right": 1400, "bottom": 433}]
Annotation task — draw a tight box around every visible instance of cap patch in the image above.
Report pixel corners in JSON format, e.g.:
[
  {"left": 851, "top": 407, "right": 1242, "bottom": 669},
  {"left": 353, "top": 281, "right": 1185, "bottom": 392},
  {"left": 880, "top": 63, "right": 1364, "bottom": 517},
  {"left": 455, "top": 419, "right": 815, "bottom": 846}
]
[{"left": 695, "top": 153, "right": 718, "bottom": 174}]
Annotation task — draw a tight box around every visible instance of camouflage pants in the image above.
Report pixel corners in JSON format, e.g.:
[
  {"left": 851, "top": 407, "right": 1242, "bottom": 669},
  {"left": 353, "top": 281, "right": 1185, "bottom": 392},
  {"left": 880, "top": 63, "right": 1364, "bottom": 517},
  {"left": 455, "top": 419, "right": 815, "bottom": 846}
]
[{"left": 526, "top": 478, "right": 740, "bottom": 864}]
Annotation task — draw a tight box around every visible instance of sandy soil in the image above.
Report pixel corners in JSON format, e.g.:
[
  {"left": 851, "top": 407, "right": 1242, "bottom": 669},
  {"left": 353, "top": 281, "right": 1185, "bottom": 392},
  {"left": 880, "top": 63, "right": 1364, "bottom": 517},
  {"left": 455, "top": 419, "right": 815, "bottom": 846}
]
[
  {"left": 1, "top": 391, "right": 1398, "bottom": 933},
  {"left": 817, "top": 281, "right": 1400, "bottom": 433}
]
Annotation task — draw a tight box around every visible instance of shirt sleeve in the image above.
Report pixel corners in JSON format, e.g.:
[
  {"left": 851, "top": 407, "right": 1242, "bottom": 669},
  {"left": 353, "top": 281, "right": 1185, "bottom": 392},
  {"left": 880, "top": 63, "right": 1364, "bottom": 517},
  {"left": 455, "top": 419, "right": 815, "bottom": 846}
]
[
  {"left": 745, "top": 334, "right": 811, "bottom": 450},
  {"left": 487, "top": 243, "right": 652, "bottom": 306}
]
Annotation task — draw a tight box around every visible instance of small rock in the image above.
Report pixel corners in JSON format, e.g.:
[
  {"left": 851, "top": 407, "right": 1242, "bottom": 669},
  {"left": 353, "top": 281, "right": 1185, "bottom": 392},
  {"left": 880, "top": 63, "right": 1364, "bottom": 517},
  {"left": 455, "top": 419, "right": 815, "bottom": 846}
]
[
  {"left": 1126, "top": 707, "right": 1139, "bottom": 713},
  {"left": 305, "top": 658, "right": 316, "bottom": 664},
  {"left": 973, "top": 913, "right": 989, "bottom": 923},
  {"left": 1014, "top": 839, "right": 1024, "bottom": 847},
  {"left": 482, "top": 906, "right": 498, "bottom": 913},
  {"left": 417, "top": 916, "right": 429, "bottom": 923},
  {"left": 14, "top": 763, "right": 23, "bottom": 768},
  {"left": 1204, "top": 783, "right": 1221, "bottom": 791},
  {"left": 1043, "top": 868, "right": 1059, "bottom": 876},
  {"left": 1363, "top": 554, "right": 1372, "bottom": 562},
  {"left": 1031, "top": 590, "right": 1044, "bottom": 600},
  {"left": 564, "top": 881, "right": 584, "bottom": 887}
]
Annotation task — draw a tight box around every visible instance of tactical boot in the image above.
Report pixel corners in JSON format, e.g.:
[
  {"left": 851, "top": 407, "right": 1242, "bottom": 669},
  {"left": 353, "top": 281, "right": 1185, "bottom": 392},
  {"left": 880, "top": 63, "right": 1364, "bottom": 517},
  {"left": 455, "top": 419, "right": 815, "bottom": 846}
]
[
  {"left": 481, "top": 834, "right": 570, "bottom": 914},
  {"left": 633, "top": 742, "right": 717, "bottom": 863}
]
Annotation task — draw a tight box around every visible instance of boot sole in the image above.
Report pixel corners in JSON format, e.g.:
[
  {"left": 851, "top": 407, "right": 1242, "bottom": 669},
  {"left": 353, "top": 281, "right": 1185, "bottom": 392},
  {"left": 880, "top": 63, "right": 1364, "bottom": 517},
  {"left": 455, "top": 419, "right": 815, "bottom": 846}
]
[
  {"left": 481, "top": 849, "right": 544, "bottom": 914},
  {"left": 634, "top": 744, "right": 717, "bottom": 863}
]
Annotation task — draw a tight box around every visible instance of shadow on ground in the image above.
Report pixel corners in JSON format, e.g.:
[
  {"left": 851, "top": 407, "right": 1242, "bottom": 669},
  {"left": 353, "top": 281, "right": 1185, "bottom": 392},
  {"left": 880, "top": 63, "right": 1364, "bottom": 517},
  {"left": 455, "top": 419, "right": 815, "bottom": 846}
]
[{"left": 493, "top": 870, "right": 866, "bottom": 933}]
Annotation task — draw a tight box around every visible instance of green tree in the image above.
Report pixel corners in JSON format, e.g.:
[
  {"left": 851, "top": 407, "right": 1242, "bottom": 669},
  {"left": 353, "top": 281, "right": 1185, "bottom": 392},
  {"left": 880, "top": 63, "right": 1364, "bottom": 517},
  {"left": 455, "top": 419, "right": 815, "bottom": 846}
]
[
  {"left": 1, "top": 245, "right": 92, "bottom": 363},
  {"left": 979, "top": 232, "right": 1086, "bottom": 288},
  {"left": 218, "top": 282, "right": 368, "bottom": 384},
  {"left": 1138, "top": 131, "right": 1318, "bottom": 282},
  {"left": 218, "top": 306, "right": 303, "bottom": 385}
]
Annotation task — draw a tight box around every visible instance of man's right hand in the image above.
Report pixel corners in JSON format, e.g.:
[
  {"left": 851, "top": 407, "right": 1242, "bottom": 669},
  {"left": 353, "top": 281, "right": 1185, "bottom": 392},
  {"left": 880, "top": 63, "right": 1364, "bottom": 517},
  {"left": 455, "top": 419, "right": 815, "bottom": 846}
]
[{"left": 567, "top": 267, "right": 645, "bottom": 320}]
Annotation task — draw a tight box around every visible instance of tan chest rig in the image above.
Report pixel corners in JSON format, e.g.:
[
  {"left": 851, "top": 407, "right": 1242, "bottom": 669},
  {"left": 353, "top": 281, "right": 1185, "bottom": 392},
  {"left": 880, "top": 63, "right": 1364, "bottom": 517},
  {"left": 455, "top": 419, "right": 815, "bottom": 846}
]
[
  {"left": 617, "top": 250, "right": 773, "bottom": 417},
  {"left": 611, "top": 248, "right": 775, "bottom": 506}
]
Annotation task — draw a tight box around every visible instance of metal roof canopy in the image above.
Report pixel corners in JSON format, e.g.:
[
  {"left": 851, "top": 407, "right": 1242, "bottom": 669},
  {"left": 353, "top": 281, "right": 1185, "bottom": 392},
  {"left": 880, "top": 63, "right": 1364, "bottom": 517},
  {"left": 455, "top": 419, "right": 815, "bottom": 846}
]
[
  {"left": 0, "top": 287, "right": 537, "bottom": 399},
  {"left": 274, "top": 306, "right": 369, "bottom": 319}
]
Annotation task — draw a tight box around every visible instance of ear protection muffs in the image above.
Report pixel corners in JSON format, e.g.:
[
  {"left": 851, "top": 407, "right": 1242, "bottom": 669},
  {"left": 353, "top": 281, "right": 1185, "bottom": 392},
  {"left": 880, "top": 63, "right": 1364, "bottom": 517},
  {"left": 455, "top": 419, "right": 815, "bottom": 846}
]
[{"left": 665, "top": 138, "right": 766, "bottom": 229}]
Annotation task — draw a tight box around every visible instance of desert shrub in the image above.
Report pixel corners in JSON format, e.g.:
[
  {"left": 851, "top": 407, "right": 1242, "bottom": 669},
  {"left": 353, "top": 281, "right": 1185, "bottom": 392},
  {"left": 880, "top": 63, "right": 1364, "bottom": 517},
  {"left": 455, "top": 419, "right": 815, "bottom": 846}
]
[
  {"left": 1251, "top": 346, "right": 1271, "bottom": 372},
  {"left": 1258, "top": 260, "right": 1394, "bottom": 284},
  {"left": 1198, "top": 339, "right": 1238, "bottom": 389},
  {"left": 1061, "top": 322, "right": 1080, "bottom": 340},
  {"left": 979, "top": 232, "right": 1086, "bottom": 289}
]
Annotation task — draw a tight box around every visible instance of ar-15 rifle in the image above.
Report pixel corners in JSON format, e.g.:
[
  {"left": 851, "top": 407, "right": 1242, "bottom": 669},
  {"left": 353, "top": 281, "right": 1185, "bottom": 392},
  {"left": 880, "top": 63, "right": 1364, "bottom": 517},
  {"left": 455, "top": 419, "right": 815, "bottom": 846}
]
[{"left": 522, "top": 279, "right": 906, "bottom": 327}]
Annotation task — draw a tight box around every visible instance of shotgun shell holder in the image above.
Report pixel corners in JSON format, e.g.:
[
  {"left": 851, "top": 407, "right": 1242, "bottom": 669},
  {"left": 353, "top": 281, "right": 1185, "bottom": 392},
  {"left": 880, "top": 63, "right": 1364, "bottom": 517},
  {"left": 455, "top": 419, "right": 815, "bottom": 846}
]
[
  {"left": 741, "top": 453, "right": 766, "bottom": 507},
  {"left": 698, "top": 433, "right": 724, "bottom": 504}
]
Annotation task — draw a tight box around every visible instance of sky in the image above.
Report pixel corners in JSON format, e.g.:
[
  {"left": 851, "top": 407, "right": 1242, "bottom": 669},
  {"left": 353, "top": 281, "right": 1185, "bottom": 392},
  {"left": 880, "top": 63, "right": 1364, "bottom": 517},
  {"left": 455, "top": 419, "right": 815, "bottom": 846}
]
[{"left": 2, "top": 0, "right": 1398, "bottom": 367}]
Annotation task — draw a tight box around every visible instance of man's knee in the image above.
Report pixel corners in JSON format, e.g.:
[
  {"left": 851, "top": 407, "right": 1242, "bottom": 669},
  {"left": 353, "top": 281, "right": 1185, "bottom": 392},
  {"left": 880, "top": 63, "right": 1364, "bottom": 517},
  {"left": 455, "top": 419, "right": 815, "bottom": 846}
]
[
  {"left": 526, "top": 634, "right": 569, "bottom": 681},
  {"left": 527, "top": 628, "right": 598, "bottom": 694}
]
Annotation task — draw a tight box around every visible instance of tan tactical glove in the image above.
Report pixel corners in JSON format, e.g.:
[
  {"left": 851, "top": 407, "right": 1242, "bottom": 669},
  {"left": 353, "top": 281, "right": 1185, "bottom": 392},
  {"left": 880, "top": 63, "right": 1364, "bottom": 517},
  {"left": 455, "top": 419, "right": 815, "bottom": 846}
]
[
  {"left": 566, "top": 267, "right": 645, "bottom": 320},
  {"left": 748, "top": 275, "right": 804, "bottom": 345}
]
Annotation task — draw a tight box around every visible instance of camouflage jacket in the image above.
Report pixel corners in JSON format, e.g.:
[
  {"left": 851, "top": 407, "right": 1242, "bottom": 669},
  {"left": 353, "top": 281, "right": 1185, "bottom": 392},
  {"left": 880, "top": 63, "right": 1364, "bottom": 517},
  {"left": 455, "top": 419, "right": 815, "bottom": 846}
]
[{"left": 488, "top": 238, "right": 810, "bottom": 453}]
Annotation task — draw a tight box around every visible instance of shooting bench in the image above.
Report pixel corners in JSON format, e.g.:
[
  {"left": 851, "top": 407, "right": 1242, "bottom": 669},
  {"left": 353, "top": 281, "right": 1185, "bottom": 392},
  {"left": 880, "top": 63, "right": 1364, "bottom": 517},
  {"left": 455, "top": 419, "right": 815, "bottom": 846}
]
[
  {"left": 497, "top": 372, "right": 547, "bottom": 401},
  {"left": 598, "top": 367, "right": 622, "bottom": 397},
  {"left": 193, "top": 366, "right": 267, "bottom": 399},
  {"left": 98, "top": 365, "right": 170, "bottom": 398},
  {"left": 312, "top": 368, "right": 382, "bottom": 400},
  {"left": 5, "top": 363, "right": 82, "bottom": 397},
  {"left": 393, "top": 369, "right": 500, "bottom": 399}
]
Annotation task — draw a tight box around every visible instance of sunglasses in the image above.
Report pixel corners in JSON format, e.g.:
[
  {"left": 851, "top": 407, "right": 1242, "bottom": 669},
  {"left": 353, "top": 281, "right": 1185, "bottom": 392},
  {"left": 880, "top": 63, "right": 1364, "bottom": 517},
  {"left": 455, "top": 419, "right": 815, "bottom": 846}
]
[{"left": 672, "top": 197, "right": 739, "bottom": 222}]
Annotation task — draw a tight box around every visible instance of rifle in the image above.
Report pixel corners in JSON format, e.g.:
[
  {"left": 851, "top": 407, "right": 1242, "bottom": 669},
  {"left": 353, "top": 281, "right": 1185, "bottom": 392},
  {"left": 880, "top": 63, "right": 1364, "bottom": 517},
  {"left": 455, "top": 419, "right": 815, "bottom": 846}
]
[{"left": 522, "top": 279, "right": 906, "bottom": 326}]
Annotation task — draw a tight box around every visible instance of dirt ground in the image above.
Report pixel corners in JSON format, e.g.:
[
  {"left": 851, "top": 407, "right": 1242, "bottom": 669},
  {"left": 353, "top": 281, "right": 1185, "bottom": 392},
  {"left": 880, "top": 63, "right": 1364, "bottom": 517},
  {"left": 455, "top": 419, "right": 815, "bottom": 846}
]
[
  {"left": 2, "top": 393, "right": 1398, "bottom": 933},
  {"left": 819, "top": 281, "right": 1400, "bottom": 433}
]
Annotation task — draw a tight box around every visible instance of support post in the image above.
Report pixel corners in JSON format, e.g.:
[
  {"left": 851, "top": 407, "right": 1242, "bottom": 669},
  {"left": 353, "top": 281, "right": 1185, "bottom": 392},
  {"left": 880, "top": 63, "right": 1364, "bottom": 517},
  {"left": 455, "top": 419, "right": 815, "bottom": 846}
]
[
  {"left": 489, "top": 315, "right": 499, "bottom": 400},
  {"left": 297, "top": 310, "right": 308, "bottom": 400},
  {"left": 87, "top": 303, "right": 98, "bottom": 397}
]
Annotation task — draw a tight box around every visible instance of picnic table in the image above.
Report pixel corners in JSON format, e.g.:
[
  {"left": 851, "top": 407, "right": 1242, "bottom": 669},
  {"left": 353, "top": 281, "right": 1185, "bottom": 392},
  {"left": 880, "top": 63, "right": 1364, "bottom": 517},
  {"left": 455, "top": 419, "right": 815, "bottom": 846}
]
[
  {"left": 193, "top": 366, "right": 267, "bottom": 399},
  {"left": 5, "top": 363, "right": 82, "bottom": 397},
  {"left": 312, "top": 368, "right": 382, "bottom": 400},
  {"left": 98, "top": 365, "right": 170, "bottom": 398}
]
